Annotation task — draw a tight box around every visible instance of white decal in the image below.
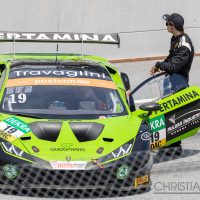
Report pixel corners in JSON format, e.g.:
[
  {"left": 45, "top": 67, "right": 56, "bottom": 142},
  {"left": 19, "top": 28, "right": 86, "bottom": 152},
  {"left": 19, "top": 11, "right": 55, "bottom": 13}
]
[
  {"left": 141, "top": 132, "right": 151, "bottom": 140},
  {"left": 1, "top": 142, "right": 23, "bottom": 156},
  {"left": 50, "top": 161, "right": 87, "bottom": 170},
  {"left": 102, "top": 35, "right": 117, "bottom": 42},
  {"left": 168, "top": 114, "right": 176, "bottom": 124},
  {"left": 80, "top": 34, "right": 99, "bottom": 41},
  {"left": 8, "top": 94, "right": 27, "bottom": 104},
  {"left": 0, "top": 32, "right": 119, "bottom": 44},
  {"left": 13, "top": 70, "right": 106, "bottom": 79},
  {"left": 24, "top": 86, "right": 32, "bottom": 93},
  {"left": 150, "top": 118, "right": 165, "bottom": 130},
  {"left": 53, "top": 34, "right": 72, "bottom": 40},
  {"left": 21, "top": 33, "right": 36, "bottom": 39},
  {"left": 36, "top": 34, "right": 49, "bottom": 40},
  {"left": 112, "top": 144, "right": 133, "bottom": 158},
  {"left": 0, "top": 121, "right": 27, "bottom": 139},
  {"left": 6, "top": 88, "right": 14, "bottom": 94},
  {"left": 15, "top": 86, "right": 24, "bottom": 94}
]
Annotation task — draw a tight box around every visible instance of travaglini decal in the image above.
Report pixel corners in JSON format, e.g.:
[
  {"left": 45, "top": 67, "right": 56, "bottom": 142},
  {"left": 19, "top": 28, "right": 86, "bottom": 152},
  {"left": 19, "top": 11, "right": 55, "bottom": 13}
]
[
  {"left": 9, "top": 69, "right": 112, "bottom": 81},
  {"left": 165, "top": 100, "right": 200, "bottom": 141}
]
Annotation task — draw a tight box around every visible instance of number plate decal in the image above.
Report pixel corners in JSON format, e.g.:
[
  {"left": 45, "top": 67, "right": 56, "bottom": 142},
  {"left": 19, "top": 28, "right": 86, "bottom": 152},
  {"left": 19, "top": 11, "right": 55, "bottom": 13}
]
[
  {"left": 148, "top": 115, "right": 166, "bottom": 150},
  {"left": 0, "top": 117, "right": 30, "bottom": 142}
]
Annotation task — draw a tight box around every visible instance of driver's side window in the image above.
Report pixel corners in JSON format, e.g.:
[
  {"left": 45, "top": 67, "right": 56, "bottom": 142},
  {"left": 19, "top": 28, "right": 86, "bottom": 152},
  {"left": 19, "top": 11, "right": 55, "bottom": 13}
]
[
  {"left": 131, "top": 73, "right": 178, "bottom": 109},
  {"left": 130, "top": 73, "right": 188, "bottom": 110},
  {"left": 132, "top": 76, "right": 165, "bottom": 109}
]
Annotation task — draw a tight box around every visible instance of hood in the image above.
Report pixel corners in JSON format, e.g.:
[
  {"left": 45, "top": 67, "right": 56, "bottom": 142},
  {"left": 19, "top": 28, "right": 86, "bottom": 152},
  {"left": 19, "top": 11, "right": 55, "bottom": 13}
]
[{"left": 0, "top": 114, "right": 142, "bottom": 162}]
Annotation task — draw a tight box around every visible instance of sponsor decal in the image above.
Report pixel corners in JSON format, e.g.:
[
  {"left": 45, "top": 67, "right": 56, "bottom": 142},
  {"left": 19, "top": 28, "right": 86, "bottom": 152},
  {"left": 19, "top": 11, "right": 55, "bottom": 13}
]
[
  {"left": 3, "top": 164, "right": 20, "bottom": 179},
  {"left": 6, "top": 78, "right": 116, "bottom": 89},
  {"left": 149, "top": 115, "right": 166, "bottom": 149},
  {"left": 168, "top": 114, "right": 176, "bottom": 124},
  {"left": 6, "top": 86, "right": 32, "bottom": 94},
  {"left": 50, "top": 147, "right": 85, "bottom": 152},
  {"left": 0, "top": 129, "right": 16, "bottom": 142},
  {"left": 151, "top": 129, "right": 166, "bottom": 150},
  {"left": 166, "top": 101, "right": 200, "bottom": 140},
  {"left": 0, "top": 117, "right": 30, "bottom": 142},
  {"left": 4, "top": 117, "right": 30, "bottom": 133},
  {"left": 149, "top": 115, "right": 165, "bottom": 132},
  {"left": 0, "top": 32, "right": 119, "bottom": 44},
  {"left": 111, "top": 144, "right": 133, "bottom": 158},
  {"left": 50, "top": 161, "right": 87, "bottom": 170},
  {"left": 10, "top": 69, "right": 109, "bottom": 80},
  {"left": 117, "top": 165, "right": 130, "bottom": 180},
  {"left": 155, "top": 90, "right": 200, "bottom": 113},
  {"left": 141, "top": 132, "right": 151, "bottom": 140},
  {"left": 1, "top": 142, "right": 24, "bottom": 156},
  {"left": 134, "top": 175, "right": 149, "bottom": 187}
]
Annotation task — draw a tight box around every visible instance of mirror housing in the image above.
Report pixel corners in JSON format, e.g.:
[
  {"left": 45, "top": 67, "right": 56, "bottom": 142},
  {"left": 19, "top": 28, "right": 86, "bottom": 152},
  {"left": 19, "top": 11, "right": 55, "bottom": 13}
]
[
  {"left": 121, "top": 72, "right": 130, "bottom": 91},
  {"left": 139, "top": 102, "right": 161, "bottom": 117}
]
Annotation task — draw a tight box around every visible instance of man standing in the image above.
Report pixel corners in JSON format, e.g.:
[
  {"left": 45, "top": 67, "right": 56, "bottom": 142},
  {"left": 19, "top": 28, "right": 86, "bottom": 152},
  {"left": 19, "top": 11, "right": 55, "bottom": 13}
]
[
  {"left": 149, "top": 13, "right": 194, "bottom": 85},
  {"left": 149, "top": 13, "right": 194, "bottom": 155}
]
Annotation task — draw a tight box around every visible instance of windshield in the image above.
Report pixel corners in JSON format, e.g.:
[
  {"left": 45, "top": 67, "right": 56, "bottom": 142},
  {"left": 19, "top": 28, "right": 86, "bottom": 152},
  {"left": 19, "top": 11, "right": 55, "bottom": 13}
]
[{"left": 0, "top": 63, "right": 127, "bottom": 119}]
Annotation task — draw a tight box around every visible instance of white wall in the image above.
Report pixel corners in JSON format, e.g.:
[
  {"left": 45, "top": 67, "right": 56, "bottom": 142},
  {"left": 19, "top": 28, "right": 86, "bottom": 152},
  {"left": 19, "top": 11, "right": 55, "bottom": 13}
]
[{"left": 0, "top": 0, "right": 199, "bottom": 59}]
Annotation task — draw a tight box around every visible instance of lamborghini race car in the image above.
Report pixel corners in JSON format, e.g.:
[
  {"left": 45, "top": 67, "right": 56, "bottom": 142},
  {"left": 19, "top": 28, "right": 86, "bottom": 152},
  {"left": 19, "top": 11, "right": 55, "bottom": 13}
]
[
  {"left": 0, "top": 32, "right": 199, "bottom": 198},
  {"left": 0, "top": 54, "right": 154, "bottom": 197}
]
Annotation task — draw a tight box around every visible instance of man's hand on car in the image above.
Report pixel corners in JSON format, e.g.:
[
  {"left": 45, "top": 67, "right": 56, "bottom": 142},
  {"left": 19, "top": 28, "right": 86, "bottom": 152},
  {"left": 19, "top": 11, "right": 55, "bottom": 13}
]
[{"left": 149, "top": 66, "right": 160, "bottom": 76}]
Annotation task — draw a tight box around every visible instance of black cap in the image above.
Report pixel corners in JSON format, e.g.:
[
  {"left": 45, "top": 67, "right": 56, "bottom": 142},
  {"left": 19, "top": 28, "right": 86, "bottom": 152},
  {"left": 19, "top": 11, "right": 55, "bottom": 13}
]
[{"left": 163, "top": 13, "right": 184, "bottom": 30}]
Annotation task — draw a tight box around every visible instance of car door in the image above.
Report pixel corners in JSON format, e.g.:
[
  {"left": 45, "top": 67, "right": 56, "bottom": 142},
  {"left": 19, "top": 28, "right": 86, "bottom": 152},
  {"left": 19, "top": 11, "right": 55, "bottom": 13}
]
[{"left": 130, "top": 73, "right": 200, "bottom": 150}]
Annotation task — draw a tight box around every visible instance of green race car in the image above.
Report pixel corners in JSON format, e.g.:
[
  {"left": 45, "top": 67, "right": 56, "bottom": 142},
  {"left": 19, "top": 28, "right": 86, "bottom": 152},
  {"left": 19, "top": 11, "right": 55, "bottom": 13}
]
[
  {"left": 0, "top": 32, "right": 199, "bottom": 198},
  {"left": 0, "top": 55, "right": 154, "bottom": 197}
]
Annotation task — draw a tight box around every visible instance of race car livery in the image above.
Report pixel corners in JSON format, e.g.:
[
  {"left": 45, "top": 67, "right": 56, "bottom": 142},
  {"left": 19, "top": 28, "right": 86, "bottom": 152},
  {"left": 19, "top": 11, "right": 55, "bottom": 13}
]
[
  {"left": 0, "top": 32, "right": 199, "bottom": 198},
  {"left": 0, "top": 53, "right": 152, "bottom": 198}
]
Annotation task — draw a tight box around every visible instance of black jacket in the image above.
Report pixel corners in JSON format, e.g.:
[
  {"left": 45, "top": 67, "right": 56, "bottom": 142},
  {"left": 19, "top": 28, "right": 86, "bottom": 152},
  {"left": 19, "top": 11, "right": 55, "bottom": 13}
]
[{"left": 156, "top": 33, "right": 194, "bottom": 81}]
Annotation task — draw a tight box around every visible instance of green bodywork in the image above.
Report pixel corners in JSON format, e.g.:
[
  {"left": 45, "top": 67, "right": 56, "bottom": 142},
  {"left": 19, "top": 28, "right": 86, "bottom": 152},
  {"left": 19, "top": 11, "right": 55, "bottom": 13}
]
[
  {"left": 0, "top": 53, "right": 199, "bottom": 166},
  {"left": 0, "top": 53, "right": 145, "bottom": 166}
]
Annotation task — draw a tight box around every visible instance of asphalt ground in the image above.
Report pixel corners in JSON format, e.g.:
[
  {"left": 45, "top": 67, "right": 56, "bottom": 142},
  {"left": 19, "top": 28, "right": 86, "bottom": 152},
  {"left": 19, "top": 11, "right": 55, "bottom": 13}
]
[{"left": 0, "top": 57, "right": 200, "bottom": 200}]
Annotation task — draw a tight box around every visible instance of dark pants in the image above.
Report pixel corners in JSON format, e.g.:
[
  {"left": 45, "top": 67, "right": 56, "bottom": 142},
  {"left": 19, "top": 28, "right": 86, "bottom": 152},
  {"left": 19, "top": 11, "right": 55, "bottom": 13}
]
[{"left": 163, "top": 73, "right": 189, "bottom": 97}]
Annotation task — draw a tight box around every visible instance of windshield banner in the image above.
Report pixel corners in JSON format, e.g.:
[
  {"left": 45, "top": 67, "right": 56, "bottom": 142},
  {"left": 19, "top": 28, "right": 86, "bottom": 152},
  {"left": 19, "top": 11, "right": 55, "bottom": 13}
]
[{"left": 6, "top": 77, "right": 116, "bottom": 89}]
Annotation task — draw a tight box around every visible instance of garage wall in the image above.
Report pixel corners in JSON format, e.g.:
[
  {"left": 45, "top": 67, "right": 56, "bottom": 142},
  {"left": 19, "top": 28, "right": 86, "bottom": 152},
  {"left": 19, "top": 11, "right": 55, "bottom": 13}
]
[{"left": 0, "top": 0, "right": 199, "bottom": 59}]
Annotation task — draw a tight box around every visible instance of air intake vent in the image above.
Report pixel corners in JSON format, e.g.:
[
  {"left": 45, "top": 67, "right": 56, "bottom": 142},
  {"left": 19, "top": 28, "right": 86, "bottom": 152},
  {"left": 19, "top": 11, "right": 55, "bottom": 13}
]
[
  {"left": 29, "top": 122, "right": 62, "bottom": 142},
  {"left": 70, "top": 122, "right": 104, "bottom": 142}
]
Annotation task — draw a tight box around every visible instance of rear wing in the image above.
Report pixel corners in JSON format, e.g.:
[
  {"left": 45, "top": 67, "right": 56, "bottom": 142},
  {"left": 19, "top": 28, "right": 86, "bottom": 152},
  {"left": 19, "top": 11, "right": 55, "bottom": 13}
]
[{"left": 0, "top": 32, "right": 120, "bottom": 46}]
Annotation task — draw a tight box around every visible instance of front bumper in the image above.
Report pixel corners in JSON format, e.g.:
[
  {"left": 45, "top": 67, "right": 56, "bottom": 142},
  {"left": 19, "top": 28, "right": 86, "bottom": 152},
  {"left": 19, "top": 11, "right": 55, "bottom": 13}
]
[{"left": 0, "top": 154, "right": 153, "bottom": 191}]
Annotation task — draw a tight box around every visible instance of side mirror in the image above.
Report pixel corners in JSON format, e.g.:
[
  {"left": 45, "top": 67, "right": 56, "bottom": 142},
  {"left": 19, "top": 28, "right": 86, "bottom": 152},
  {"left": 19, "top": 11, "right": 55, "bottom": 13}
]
[
  {"left": 139, "top": 102, "right": 161, "bottom": 117},
  {"left": 121, "top": 72, "right": 130, "bottom": 91}
]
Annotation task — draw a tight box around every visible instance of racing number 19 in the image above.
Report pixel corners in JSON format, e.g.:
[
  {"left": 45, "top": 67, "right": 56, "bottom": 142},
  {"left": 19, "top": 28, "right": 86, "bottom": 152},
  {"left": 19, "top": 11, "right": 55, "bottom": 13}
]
[
  {"left": 3, "top": 125, "right": 17, "bottom": 133},
  {"left": 150, "top": 132, "right": 160, "bottom": 143},
  {"left": 9, "top": 94, "right": 27, "bottom": 104}
]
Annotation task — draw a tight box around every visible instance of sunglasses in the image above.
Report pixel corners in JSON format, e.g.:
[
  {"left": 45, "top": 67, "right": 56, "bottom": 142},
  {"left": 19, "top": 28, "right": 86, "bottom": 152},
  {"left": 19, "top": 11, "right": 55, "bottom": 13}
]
[{"left": 166, "top": 21, "right": 174, "bottom": 26}]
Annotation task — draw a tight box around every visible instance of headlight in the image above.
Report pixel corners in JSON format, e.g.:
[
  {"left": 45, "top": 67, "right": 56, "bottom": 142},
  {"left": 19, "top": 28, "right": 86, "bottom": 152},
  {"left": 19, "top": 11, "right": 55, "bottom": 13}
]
[
  {"left": 1, "top": 141, "right": 24, "bottom": 157},
  {"left": 99, "top": 139, "right": 134, "bottom": 164}
]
